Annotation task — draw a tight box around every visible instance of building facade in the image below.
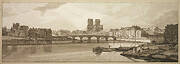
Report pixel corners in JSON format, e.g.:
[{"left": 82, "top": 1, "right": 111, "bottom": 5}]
[
  {"left": 109, "top": 26, "right": 142, "bottom": 39},
  {"left": 8, "top": 23, "right": 29, "bottom": 37},
  {"left": 4, "top": 23, "right": 52, "bottom": 38},
  {"left": 28, "top": 28, "right": 52, "bottom": 38},
  {"left": 87, "top": 19, "right": 103, "bottom": 33},
  {"left": 72, "top": 30, "right": 86, "bottom": 35},
  {"left": 142, "top": 27, "right": 165, "bottom": 43}
]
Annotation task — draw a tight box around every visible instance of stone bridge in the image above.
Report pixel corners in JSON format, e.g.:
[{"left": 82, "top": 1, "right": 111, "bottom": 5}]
[{"left": 69, "top": 35, "right": 116, "bottom": 43}]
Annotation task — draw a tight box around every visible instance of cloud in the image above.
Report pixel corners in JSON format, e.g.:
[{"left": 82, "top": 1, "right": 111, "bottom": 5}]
[
  {"left": 3, "top": 3, "right": 178, "bottom": 30},
  {"left": 153, "top": 10, "right": 178, "bottom": 26},
  {"left": 33, "top": 3, "right": 66, "bottom": 16},
  {"left": 3, "top": 3, "right": 45, "bottom": 17},
  {"left": 3, "top": 7, "right": 17, "bottom": 17}
]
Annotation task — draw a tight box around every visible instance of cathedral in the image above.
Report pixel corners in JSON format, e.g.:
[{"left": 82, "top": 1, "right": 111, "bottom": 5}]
[{"left": 87, "top": 19, "right": 103, "bottom": 33}]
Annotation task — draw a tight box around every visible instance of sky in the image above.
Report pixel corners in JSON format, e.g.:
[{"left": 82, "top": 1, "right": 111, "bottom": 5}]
[{"left": 3, "top": 2, "right": 178, "bottom": 31}]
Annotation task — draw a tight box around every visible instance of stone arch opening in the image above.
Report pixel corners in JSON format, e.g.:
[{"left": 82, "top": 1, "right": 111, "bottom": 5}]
[
  {"left": 91, "top": 36, "right": 97, "bottom": 40},
  {"left": 108, "top": 37, "right": 114, "bottom": 41},
  {"left": 74, "top": 37, "right": 80, "bottom": 40}
]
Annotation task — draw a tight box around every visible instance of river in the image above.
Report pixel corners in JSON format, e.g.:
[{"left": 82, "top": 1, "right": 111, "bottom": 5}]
[{"left": 3, "top": 40, "right": 145, "bottom": 62}]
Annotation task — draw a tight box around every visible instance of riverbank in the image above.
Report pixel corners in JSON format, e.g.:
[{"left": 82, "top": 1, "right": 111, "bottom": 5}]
[{"left": 120, "top": 43, "right": 178, "bottom": 62}]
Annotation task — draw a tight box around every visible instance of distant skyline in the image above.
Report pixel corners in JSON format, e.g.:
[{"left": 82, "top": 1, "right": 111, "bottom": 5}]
[{"left": 3, "top": 3, "right": 178, "bottom": 31}]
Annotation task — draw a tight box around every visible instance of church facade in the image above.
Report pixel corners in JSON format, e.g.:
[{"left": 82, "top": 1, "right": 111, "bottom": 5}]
[{"left": 87, "top": 19, "right": 103, "bottom": 33}]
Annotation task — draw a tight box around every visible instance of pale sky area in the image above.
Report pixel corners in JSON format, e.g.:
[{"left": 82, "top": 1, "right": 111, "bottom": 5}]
[{"left": 3, "top": 3, "right": 178, "bottom": 31}]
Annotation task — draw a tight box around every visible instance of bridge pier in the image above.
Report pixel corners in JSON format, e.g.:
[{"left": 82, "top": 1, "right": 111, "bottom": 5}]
[
  {"left": 87, "top": 37, "right": 91, "bottom": 43},
  {"left": 105, "top": 37, "right": 108, "bottom": 41},
  {"left": 80, "top": 37, "right": 83, "bottom": 43},
  {"left": 72, "top": 37, "right": 75, "bottom": 43},
  {"left": 97, "top": 37, "right": 100, "bottom": 43},
  {"left": 113, "top": 37, "right": 116, "bottom": 41}
]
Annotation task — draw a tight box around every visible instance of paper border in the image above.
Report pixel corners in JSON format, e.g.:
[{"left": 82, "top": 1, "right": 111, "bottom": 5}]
[{"left": 0, "top": 0, "right": 179, "bottom": 64}]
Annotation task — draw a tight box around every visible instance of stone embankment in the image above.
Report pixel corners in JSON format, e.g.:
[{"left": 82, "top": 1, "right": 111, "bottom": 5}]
[{"left": 121, "top": 43, "right": 178, "bottom": 62}]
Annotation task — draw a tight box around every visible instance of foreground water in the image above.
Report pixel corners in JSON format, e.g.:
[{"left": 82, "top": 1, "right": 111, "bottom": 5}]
[{"left": 3, "top": 41, "right": 145, "bottom": 62}]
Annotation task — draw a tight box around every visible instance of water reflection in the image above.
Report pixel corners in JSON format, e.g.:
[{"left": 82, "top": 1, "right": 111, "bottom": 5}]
[
  {"left": 2, "top": 40, "right": 52, "bottom": 58},
  {"left": 3, "top": 40, "right": 147, "bottom": 62}
]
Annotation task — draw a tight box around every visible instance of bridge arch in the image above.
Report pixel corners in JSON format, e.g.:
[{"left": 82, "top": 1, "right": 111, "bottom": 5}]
[
  {"left": 91, "top": 36, "right": 97, "bottom": 40},
  {"left": 70, "top": 35, "right": 116, "bottom": 43}
]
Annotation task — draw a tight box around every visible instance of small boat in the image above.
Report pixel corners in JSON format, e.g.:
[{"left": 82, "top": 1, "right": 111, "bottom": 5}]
[
  {"left": 116, "top": 47, "right": 134, "bottom": 51},
  {"left": 92, "top": 46, "right": 134, "bottom": 55}
]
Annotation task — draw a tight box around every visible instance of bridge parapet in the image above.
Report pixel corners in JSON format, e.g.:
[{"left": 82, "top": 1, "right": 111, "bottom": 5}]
[{"left": 69, "top": 34, "right": 117, "bottom": 43}]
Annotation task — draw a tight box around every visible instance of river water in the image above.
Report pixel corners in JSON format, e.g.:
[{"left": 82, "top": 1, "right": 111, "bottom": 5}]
[{"left": 3, "top": 40, "right": 145, "bottom": 62}]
